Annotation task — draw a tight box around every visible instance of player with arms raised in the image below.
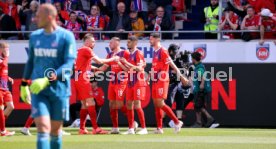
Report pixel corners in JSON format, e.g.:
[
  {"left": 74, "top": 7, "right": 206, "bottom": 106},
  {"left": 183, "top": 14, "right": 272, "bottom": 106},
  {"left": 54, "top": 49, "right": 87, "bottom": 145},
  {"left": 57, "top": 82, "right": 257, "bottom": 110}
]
[{"left": 20, "top": 4, "right": 76, "bottom": 149}]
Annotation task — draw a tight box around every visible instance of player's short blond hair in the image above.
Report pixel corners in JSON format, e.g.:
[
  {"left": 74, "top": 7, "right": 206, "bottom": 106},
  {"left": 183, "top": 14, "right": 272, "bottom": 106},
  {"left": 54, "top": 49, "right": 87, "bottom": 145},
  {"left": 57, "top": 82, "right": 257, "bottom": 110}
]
[
  {"left": 83, "top": 33, "right": 94, "bottom": 42},
  {"left": 128, "top": 36, "right": 138, "bottom": 42},
  {"left": 0, "top": 42, "right": 8, "bottom": 49}
]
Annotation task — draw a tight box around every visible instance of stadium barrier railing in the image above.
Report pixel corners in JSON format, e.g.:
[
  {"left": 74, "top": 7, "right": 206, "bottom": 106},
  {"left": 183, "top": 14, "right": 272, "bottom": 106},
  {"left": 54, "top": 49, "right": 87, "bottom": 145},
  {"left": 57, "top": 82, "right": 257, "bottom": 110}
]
[{"left": 0, "top": 30, "right": 261, "bottom": 40}]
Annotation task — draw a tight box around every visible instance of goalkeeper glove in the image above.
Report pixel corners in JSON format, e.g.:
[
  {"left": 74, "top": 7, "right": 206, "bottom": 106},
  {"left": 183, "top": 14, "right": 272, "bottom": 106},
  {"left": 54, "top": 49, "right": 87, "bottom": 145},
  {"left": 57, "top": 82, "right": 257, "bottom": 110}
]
[
  {"left": 30, "top": 77, "right": 50, "bottom": 94},
  {"left": 20, "top": 81, "right": 31, "bottom": 104}
]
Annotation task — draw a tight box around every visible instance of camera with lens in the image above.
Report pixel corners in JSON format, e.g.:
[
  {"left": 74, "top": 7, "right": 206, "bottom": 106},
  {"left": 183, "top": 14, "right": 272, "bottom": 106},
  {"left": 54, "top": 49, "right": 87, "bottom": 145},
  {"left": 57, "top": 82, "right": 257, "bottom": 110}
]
[{"left": 168, "top": 44, "right": 191, "bottom": 84}]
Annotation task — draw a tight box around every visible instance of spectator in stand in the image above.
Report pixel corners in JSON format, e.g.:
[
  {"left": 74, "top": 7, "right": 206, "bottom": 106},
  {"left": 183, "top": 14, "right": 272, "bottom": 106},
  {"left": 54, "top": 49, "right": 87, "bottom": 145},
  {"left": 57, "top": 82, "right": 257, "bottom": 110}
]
[
  {"left": 107, "top": 2, "right": 132, "bottom": 39},
  {"left": 219, "top": 8, "right": 239, "bottom": 39},
  {"left": 73, "top": 9, "right": 88, "bottom": 30},
  {"left": 106, "top": 0, "right": 117, "bottom": 14},
  {"left": 153, "top": 0, "right": 173, "bottom": 20},
  {"left": 19, "top": 0, "right": 39, "bottom": 39},
  {"left": 65, "top": 11, "right": 82, "bottom": 40},
  {"left": 63, "top": 0, "right": 77, "bottom": 12},
  {"left": 73, "top": 0, "right": 109, "bottom": 15},
  {"left": 147, "top": 6, "right": 174, "bottom": 39},
  {"left": 240, "top": 6, "right": 260, "bottom": 41},
  {"left": 54, "top": 1, "right": 69, "bottom": 26},
  {"left": 202, "top": 0, "right": 220, "bottom": 39},
  {"left": 259, "top": 9, "right": 276, "bottom": 45},
  {"left": 2, "top": 0, "right": 21, "bottom": 30},
  {"left": 0, "top": 7, "right": 18, "bottom": 39},
  {"left": 129, "top": 10, "right": 145, "bottom": 38},
  {"left": 131, "top": 0, "right": 149, "bottom": 24},
  {"left": 18, "top": 0, "right": 30, "bottom": 39},
  {"left": 86, "top": 5, "right": 105, "bottom": 40}
]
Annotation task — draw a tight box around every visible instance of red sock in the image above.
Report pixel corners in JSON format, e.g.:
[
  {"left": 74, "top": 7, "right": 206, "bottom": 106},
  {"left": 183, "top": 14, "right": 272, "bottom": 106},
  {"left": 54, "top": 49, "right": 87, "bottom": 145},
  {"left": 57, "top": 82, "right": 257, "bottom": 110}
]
[
  {"left": 136, "top": 108, "right": 146, "bottom": 128},
  {"left": 0, "top": 110, "right": 5, "bottom": 131},
  {"left": 161, "top": 105, "right": 179, "bottom": 124},
  {"left": 155, "top": 108, "right": 162, "bottom": 129},
  {"left": 87, "top": 105, "right": 98, "bottom": 129},
  {"left": 110, "top": 108, "right": 118, "bottom": 128},
  {"left": 127, "top": 109, "right": 134, "bottom": 129},
  {"left": 24, "top": 116, "right": 34, "bottom": 128},
  {"left": 120, "top": 105, "right": 127, "bottom": 116},
  {"left": 79, "top": 109, "right": 88, "bottom": 130}
]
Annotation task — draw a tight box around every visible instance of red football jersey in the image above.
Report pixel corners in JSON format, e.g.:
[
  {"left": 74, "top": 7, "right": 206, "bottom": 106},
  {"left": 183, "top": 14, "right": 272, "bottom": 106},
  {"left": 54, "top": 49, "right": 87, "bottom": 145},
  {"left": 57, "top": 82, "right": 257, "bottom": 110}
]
[
  {"left": 0, "top": 57, "right": 9, "bottom": 90},
  {"left": 106, "top": 50, "right": 130, "bottom": 85},
  {"left": 220, "top": 14, "right": 239, "bottom": 39},
  {"left": 75, "top": 46, "right": 95, "bottom": 81},
  {"left": 260, "top": 14, "right": 276, "bottom": 31},
  {"left": 92, "top": 87, "right": 105, "bottom": 107},
  {"left": 244, "top": 15, "right": 260, "bottom": 38},
  {"left": 127, "top": 49, "right": 146, "bottom": 87},
  {"left": 260, "top": 14, "right": 276, "bottom": 39},
  {"left": 245, "top": 15, "right": 260, "bottom": 27},
  {"left": 151, "top": 47, "right": 171, "bottom": 83}
]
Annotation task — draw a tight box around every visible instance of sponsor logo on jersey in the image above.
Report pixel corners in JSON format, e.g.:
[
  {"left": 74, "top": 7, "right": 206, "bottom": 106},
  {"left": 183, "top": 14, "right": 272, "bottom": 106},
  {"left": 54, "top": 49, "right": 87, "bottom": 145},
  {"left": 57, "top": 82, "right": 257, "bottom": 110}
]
[{"left": 34, "top": 48, "right": 57, "bottom": 57}]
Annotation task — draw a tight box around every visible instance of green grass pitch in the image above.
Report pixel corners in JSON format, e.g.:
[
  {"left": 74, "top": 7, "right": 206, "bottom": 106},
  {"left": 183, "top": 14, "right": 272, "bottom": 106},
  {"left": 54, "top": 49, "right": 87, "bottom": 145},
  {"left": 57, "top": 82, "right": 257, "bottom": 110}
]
[{"left": 1, "top": 128, "right": 276, "bottom": 149}]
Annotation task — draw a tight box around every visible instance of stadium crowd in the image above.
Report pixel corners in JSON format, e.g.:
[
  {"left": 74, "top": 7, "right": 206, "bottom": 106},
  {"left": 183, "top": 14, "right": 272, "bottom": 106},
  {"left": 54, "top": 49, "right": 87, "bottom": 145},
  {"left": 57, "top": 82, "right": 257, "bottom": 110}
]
[{"left": 0, "top": 0, "right": 275, "bottom": 42}]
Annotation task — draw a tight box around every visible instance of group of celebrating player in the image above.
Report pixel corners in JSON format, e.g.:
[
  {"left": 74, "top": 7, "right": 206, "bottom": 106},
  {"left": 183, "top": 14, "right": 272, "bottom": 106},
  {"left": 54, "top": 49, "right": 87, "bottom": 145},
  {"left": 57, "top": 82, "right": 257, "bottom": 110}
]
[
  {"left": 0, "top": 3, "right": 194, "bottom": 149},
  {"left": 72, "top": 32, "right": 188, "bottom": 135}
]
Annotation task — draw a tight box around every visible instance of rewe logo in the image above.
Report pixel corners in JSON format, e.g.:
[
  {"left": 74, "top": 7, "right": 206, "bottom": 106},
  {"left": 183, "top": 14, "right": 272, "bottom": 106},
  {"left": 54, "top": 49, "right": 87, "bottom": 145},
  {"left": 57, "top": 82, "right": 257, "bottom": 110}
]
[
  {"left": 256, "top": 44, "right": 269, "bottom": 61},
  {"left": 34, "top": 48, "right": 57, "bottom": 57},
  {"left": 194, "top": 44, "right": 207, "bottom": 60}
]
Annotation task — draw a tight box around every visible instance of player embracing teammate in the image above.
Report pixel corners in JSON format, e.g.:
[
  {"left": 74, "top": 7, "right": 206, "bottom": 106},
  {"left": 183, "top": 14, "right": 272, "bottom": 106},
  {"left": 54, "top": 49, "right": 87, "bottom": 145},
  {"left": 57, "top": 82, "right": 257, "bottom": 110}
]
[
  {"left": 120, "top": 36, "right": 148, "bottom": 135},
  {"left": 74, "top": 34, "right": 116, "bottom": 135},
  {"left": 92, "top": 34, "right": 188, "bottom": 134},
  {"left": 94, "top": 37, "right": 130, "bottom": 134}
]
